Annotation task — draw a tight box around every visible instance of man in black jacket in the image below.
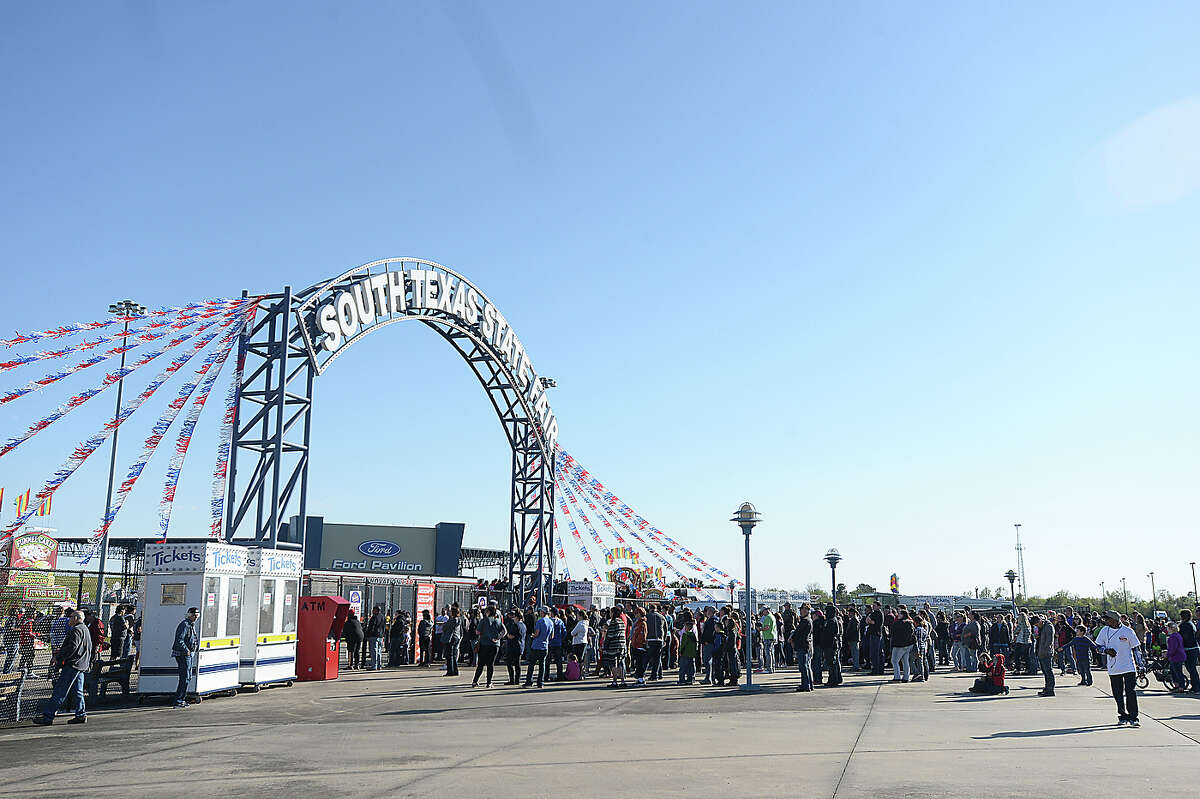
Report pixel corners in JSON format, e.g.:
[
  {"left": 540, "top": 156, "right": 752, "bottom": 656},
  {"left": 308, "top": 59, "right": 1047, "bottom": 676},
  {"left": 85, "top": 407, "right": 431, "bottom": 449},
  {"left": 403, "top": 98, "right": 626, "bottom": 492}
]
[
  {"left": 343, "top": 610, "right": 365, "bottom": 669},
  {"left": 844, "top": 607, "right": 861, "bottom": 671},
  {"left": 791, "top": 605, "right": 814, "bottom": 692},
  {"left": 866, "top": 602, "right": 886, "bottom": 675},
  {"left": 365, "top": 607, "right": 386, "bottom": 671},
  {"left": 781, "top": 603, "right": 798, "bottom": 666},
  {"left": 812, "top": 610, "right": 827, "bottom": 684},
  {"left": 34, "top": 611, "right": 91, "bottom": 726},
  {"left": 818, "top": 604, "right": 843, "bottom": 687},
  {"left": 699, "top": 608, "right": 718, "bottom": 684}
]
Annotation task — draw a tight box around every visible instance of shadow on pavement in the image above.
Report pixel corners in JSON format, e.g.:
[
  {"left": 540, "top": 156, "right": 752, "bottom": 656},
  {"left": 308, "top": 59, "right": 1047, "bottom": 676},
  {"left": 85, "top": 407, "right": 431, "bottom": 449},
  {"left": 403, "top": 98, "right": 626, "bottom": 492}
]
[{"left": 972, "top": 725, "right": 1113, "bottom": 739}]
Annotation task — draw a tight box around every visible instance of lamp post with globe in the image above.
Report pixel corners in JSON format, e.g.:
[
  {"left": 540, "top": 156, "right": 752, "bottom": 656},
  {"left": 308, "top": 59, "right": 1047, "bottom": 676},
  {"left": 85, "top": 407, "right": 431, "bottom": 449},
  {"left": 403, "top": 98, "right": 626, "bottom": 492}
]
[
  {"left": 730, "top": 502, "right": 762, "bottom": 692},
  {"left": 1004, "top": 570, "right": 1018, "bottom": 606},
  {"left": 824, "top": 549, "right": 843, "bottom": 606}
]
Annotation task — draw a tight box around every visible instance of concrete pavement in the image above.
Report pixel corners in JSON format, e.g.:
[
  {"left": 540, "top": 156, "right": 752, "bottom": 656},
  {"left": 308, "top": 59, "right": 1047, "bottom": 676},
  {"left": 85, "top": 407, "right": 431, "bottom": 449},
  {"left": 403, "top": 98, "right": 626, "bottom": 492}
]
[{"left": 1, "top": 663, "right": 1197, "bottom": 797}]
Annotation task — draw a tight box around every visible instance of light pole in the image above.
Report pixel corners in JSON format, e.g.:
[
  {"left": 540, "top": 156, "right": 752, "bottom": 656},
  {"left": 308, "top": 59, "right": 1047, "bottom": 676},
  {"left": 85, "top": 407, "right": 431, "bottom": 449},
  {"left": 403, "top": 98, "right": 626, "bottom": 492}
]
[
  {"left": 1100, "top": 581, "right": 1106, "bottom": 612},
  {"left": 731, "top": 501, "right": 762, "bottom": 692},
  {"left": 1121, "top": 577, "right": 1128, "bottom": 615},
  {"left": 1004, "top": 570, "right": 1017, "bottom": 606},
  {"left": 1191, "top": 563, "right": 1197, "bottom": 608},
  {"left": 95, "top": 299, "right": 145, "bottom": 612},
  {"left": 1148, "top": 572, "right": 1158, "bottom": 615},
  {"left": 824, "top": 549, "right": 842, "bottom": 606}
]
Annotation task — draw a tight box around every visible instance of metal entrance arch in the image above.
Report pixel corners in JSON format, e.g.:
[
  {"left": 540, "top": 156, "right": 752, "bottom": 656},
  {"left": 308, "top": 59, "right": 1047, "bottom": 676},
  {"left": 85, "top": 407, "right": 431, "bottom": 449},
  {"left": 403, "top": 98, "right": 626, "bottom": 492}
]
[{"left": 223, "top": 258, "right": 557, "bottom": 604}]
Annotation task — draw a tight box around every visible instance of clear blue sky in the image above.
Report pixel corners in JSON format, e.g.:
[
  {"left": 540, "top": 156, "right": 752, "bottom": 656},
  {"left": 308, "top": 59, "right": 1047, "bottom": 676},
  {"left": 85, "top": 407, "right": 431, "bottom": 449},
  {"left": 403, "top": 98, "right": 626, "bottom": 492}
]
[{"left": 1, "top": 3, "right": 1197, "bottom": 600}]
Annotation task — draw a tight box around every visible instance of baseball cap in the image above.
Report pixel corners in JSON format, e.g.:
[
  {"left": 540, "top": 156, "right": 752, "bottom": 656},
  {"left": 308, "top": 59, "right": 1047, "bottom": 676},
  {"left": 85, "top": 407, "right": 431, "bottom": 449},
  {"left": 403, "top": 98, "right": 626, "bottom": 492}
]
[{"left": 1104, "top": 610, "right": 1121, "bottom": 621}]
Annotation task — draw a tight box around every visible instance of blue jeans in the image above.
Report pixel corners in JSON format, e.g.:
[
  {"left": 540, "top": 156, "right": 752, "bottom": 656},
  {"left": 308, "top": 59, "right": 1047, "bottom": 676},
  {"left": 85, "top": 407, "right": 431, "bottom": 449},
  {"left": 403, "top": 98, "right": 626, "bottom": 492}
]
[
  {"left": 848, "top": 640, "right": 860, "bottom": 670},
  {"left": 867, "top": 635, "right": 884, "bottom": 673},
  {"left": 1077, "top": 653, "right": 1092, "bottom": 684},
  {"left": 174, "top": 654, "right": 192, "bottom": 705},
  {"left": 1039, "top": 655, "right": 1055, "bottom": 693},
  {"left": 962, "top": 646, "right": 978, "bottom": 672},
  {"left": 761, "top": 640, "right": 775, "bottom": 673},
  {"left": 1, "top": 644, "right": 15, "bottom": 673},
  {"left": 525, "top": 648, "right": 547, "bottom": 686},
  {"left": 1169, "top": 661, "right": 1186, "bottom": 690},
  {"left": 42, "top": 666, "right": 86, "bottom": 720},
  {"left": 1185, "top": 649, "right": 1200, "bottom": 691},
  {"left": 646, "top": 641, "right": 663, "bottom": 680},
  {"left": 702, "top": 642, "right": 715, "bottom": 681},
  {"left": 368, "top": 637, "right": 383, "bottom": 670},
  {"left": 796, "top": 651, "right": 813, "bottom": 690},
  {"left": 548, "top": 645, "right": 565, "bottom": 680},
  {"left": 679, "top": 656, "right": 696, "bottom": 683},
  {"left": 891, "top": 645, "right": 912, "bottom": 681},
  {"left": 812, "top": 646, "right": 824, "bottom": 683}
]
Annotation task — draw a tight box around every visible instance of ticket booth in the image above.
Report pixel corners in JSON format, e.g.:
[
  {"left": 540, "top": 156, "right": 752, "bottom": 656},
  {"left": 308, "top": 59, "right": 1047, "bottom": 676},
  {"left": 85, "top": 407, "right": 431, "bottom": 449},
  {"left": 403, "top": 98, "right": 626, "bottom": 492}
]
[
  {"left": 239, "top": 548, "right": 302, "bottom": 689},
  {"left": 139, "top": 542, "right": 247, "bottom": 700},
  {"left": 297, "top": 595, "right": 350, "bottom": 681}
]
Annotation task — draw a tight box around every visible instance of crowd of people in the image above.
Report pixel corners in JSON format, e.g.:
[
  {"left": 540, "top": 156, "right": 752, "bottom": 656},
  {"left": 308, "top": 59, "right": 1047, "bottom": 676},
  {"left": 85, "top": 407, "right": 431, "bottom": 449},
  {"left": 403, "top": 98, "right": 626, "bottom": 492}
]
[
  {"left": 2, "top": 603, "right": 140, "bottom": 680},
  {"left": 24, "top": 591, "right": 1200, "bottom": 728},
  {"left": 331, "top": 595, "right": 1200, "bottom": 729}
]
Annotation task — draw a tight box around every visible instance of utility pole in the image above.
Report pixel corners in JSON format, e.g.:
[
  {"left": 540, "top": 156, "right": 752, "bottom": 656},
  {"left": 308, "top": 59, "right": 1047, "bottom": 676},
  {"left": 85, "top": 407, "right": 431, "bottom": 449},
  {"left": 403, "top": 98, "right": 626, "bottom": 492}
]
[
  {"left": 95, "top": 299, "right": 145, "bottom": 613},
  {"left": 1121, "top": 577, "right": 1128, "bottom": 615},
  {"left": 1100, "top": 581, "right": 1106, "bottom": 612},
  {"left": 1149, "top": 572, "right": 1158, "bottom": 615}
]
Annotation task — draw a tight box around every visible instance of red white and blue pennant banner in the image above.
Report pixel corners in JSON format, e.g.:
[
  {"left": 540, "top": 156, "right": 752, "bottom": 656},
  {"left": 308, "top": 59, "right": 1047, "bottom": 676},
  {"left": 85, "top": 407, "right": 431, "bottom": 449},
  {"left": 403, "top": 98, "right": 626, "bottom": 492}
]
[
  {"left": 0, "top": 299, "right": 246, "bottom": 349},
  {"left": 2, "top": 309, "right": 251, "bottom": 544},
  {"left": 1, "top": 308, "right": 247, "bottom": 460},
  {"left": 86, "top": 311, "right": 253, "bottom": 558},
  {"left": 550, "top": 446, "right": 736, "bottom": 597}
]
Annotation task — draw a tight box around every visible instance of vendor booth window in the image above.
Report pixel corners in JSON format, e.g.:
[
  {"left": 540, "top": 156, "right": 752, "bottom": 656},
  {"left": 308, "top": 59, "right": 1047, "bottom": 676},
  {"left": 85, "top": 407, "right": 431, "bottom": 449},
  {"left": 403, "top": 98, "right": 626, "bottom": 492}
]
[
  {"left": 282, "top": 579, "right": 298, "bottom": 633},
  {"left": 202, "top": 576, "right": 220, "bottom": 638},
  {"left": 260, "top": 578, "right": 276, "bottom": 635},
  {"left": 226, "top": 577, "right": 243, "bottom": 637},
  {"left": 161, "top": 584, "right": 187, "bottom": 605}
]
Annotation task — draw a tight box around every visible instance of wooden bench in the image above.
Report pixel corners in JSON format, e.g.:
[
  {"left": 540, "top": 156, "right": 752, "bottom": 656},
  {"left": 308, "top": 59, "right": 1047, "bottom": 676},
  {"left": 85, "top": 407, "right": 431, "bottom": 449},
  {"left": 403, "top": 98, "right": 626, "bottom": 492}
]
[
  {"left": 95, "top": 656, "right": 134, "bottom": 701},
  {"left": 0, "top": 670, "right": 27, "bottom": 722}
]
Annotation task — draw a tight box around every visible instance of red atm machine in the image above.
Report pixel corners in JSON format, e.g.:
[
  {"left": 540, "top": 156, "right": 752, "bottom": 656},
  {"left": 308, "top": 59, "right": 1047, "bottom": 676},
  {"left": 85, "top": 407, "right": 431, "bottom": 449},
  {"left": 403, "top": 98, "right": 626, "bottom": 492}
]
[{"left": 297, "top": 595, "right": 350, "bottom": 681}]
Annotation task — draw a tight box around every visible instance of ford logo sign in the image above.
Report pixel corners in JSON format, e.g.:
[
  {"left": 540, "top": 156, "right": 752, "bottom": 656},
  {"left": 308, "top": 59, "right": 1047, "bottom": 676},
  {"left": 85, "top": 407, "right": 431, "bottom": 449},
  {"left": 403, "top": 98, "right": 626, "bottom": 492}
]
[{"left": 358, "top": 540, "right": 401, "bottom": 558}]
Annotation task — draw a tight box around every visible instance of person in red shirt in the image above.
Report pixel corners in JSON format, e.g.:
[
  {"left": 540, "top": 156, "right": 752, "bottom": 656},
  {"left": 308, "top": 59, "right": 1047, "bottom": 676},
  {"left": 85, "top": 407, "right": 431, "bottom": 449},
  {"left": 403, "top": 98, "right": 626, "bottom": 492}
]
[
  {"left": 17, "top": 608, "right": 40, "bottom": 673},
  {"left": 84, "top": 609, "right": 106, "bottom": 661}
]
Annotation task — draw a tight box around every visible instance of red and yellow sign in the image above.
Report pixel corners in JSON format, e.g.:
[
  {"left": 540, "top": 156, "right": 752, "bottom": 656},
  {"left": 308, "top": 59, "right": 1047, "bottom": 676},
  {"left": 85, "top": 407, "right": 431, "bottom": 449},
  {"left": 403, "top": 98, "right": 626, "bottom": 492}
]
[{"left": 0, "top": 532, "right": 59, "bottom": 588}]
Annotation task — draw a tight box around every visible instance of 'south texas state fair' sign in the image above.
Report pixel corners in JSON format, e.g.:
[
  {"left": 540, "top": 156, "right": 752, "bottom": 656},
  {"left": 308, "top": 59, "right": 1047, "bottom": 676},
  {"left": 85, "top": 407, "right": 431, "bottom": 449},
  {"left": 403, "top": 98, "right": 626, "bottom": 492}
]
[{"left": 296, "top": 259, "right": 558, "bottom": 448}]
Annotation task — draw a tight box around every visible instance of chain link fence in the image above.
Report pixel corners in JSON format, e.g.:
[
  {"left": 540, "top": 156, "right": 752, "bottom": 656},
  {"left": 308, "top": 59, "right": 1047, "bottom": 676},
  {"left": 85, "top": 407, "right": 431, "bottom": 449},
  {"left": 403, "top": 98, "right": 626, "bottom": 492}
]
[{"left": 0, "top": 568, "right": 144, "bottom": 726}]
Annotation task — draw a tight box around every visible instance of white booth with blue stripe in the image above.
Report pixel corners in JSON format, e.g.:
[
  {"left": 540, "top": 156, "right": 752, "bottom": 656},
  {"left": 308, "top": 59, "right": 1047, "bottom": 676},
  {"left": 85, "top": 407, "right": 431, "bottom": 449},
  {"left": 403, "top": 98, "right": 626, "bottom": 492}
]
[
  {"left": 139, "top": 542, "right": 248, "bottom": 700},
  {"left": 239, "top": 547, "right": 302, "bottom": 689}
]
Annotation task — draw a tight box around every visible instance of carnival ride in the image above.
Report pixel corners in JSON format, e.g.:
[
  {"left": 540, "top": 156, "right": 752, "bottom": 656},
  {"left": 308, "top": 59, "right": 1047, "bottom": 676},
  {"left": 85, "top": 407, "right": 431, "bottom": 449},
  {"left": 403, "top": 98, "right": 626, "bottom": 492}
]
[{"left": 0, "top": 260, "right": 739, "bottom": 603}]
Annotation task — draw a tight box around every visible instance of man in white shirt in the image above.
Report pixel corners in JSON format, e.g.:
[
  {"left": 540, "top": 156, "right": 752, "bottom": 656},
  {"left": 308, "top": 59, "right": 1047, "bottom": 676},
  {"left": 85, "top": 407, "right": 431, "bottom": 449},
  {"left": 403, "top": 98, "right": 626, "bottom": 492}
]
[
  {"left": 1095, "top": 610, "right": 1143, "bottom": 727},
  {"left": 570, "top": 613, "right": 590, "bottom": 673}
]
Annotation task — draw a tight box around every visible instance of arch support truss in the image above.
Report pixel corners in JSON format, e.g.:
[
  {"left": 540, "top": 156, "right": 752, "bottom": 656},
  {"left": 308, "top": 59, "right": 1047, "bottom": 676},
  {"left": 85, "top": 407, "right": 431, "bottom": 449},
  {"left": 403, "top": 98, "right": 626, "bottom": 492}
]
[{"left": 225, "top": 259, "right": 557, "bottom": 603}]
